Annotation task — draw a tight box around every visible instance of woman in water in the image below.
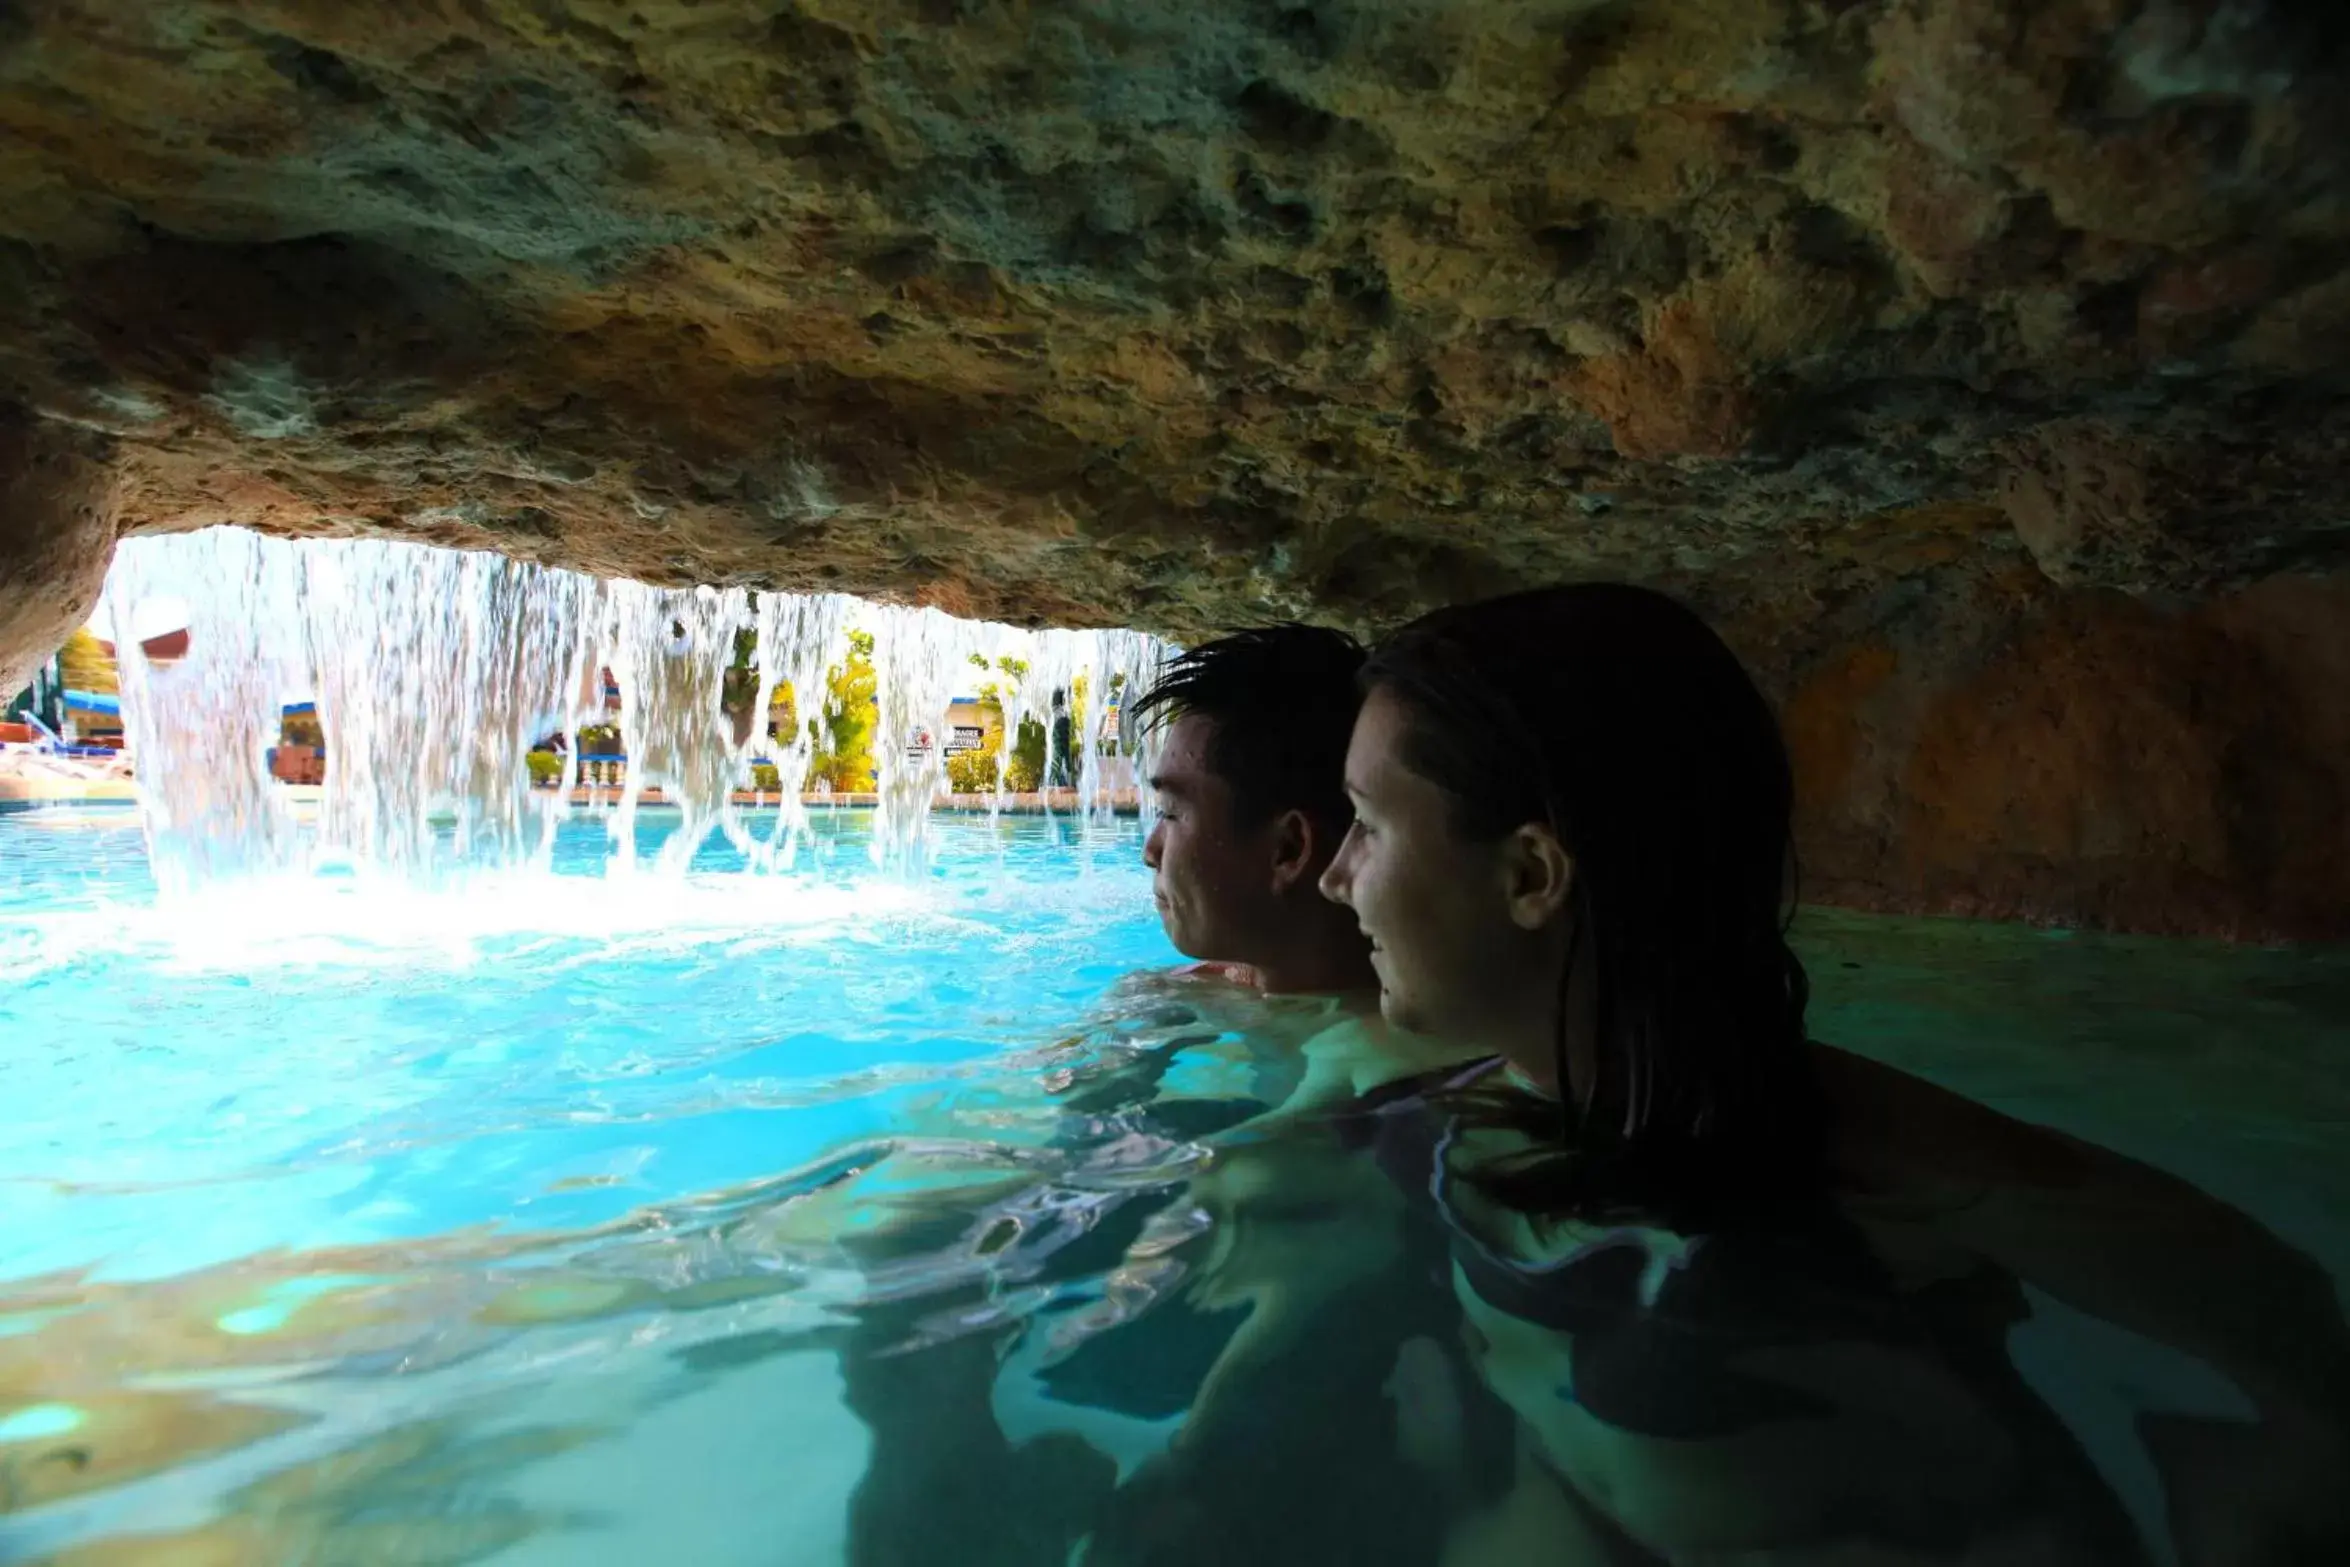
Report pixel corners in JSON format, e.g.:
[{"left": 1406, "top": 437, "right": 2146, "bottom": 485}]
[{"left": 1318, "top": 583, "right": 2350, "bottom": 1566}]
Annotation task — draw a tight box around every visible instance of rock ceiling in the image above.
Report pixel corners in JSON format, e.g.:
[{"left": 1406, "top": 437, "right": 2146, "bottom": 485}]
[{"left": 3, "top": 0, "right": 2347, "bottom": 646}]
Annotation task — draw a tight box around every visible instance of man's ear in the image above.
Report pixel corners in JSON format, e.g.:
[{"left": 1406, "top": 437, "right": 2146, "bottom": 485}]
[
  {"left": 1267, "top": 808, "right": 1317, "bottom": 894},
  {"left": 1502, "top": 823, "right": 1573, "bottom": 931}
]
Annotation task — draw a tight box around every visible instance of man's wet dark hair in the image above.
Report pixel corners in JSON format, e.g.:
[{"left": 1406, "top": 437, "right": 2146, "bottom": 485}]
[
  {"left": 1130, "top": 624, "right": 1365, "bottom": 836},
  {"left": 1363, "top": 583, "right": 1822, "bottom": 1216}
]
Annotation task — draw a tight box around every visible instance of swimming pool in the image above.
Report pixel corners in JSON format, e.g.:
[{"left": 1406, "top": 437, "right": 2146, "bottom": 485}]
[{"left": 4, "top": 807, "right": 2348, "bottom": 1563}]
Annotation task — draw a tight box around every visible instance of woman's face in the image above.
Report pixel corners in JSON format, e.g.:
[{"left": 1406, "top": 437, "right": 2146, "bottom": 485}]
[{"left": 1320, "top": 686, "right": 1563, "bottom": 1067}]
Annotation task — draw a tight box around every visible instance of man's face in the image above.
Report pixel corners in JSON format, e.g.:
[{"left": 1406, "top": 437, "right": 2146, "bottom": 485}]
[{"left": 1142, "top": 714, "right": 1277, "bottom": 961}]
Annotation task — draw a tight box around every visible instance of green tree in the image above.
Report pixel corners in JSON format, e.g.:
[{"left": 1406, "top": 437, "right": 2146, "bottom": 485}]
[{"left": 809, "top": 629, "right": 878, "bottom": 790}]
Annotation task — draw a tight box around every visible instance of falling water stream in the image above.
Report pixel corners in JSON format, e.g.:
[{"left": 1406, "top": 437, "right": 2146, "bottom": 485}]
[{"left": 98, "top": 526, "right": 1173, "bottom": 892}]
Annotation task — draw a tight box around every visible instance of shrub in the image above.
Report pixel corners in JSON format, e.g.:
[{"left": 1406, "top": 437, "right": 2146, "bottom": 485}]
[
  {"left": 1003, "top": 716, "right": 1047, "bottom": 792},
  {"left": 525, "top": 750, "right": 564, "bottom": 786},
  {"left": 945, "top": 748, "right": 998, "bottom": 793}
]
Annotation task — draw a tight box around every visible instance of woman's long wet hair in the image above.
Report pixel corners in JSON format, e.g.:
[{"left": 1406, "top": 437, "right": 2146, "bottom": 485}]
[{"left": 1364, "top": 583, "right": 1825, "bottom": 1218}]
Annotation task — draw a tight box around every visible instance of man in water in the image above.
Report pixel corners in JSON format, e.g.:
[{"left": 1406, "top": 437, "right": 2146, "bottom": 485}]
[
  {"left": 1032, "top": 624, "right": 1392, "bottom": 1124},
  {"left": 1130, "top": 625, "right": 1377, "bottom": 998},
  {"left": 1109, "top": 624, "right": 1500, "bottom": 1119}
]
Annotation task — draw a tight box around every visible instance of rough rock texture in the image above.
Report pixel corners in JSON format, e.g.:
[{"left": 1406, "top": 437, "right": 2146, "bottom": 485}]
[
  {"left": 3, "top": 0, "right": 2349, "bottom": 934},
  {"left": 0, "top": 412, "right": 123, "bottom": 702},
  {"left": 1783, "top": 567, "right": 2350, "bottom": 939}
]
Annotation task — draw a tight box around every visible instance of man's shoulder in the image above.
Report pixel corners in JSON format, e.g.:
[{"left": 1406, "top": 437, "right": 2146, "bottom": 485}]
[{"left": 1168, "top": 960, "right": 1265, "bottom": 989}]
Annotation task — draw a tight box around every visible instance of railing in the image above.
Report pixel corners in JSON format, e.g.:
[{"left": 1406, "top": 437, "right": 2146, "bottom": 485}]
[{"left": 573, "top": 752, "right": 627, "bottom": 788}]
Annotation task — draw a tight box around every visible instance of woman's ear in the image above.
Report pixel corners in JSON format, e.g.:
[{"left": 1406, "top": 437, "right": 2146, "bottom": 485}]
[{"left": 1502, "top": 823, "right": 1573, "bottom": 930}]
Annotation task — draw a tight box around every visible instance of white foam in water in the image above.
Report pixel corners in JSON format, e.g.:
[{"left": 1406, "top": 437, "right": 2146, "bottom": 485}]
[
  {"left": 0, "top": 868, "right": 932, "bottom": 979},
  {"left": 95, "top": 526, "right": 1176, "bottom": 894}
]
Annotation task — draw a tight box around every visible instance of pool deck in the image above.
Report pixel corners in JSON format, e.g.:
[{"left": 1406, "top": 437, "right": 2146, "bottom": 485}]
[
  {"left": 563, "top": 787, "right": 1143, "bottom": 817},
  {"left": 0, "top": 750, "right": 138, "bottom": 808},
  {"left": 2, "top": 780, "right": 1143, "bottom": 818},
  {"left": 0, "top": 773, "right": 139, "bottom": 806}
]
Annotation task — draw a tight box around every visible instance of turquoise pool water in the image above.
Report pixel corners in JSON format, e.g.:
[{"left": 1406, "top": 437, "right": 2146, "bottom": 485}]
[
  {"left": 1, "top": 811, "right": 1189, "bottom": 1285},
  {"left": 3, "top": 808, "right": 2348, "bottom": 1564}
]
